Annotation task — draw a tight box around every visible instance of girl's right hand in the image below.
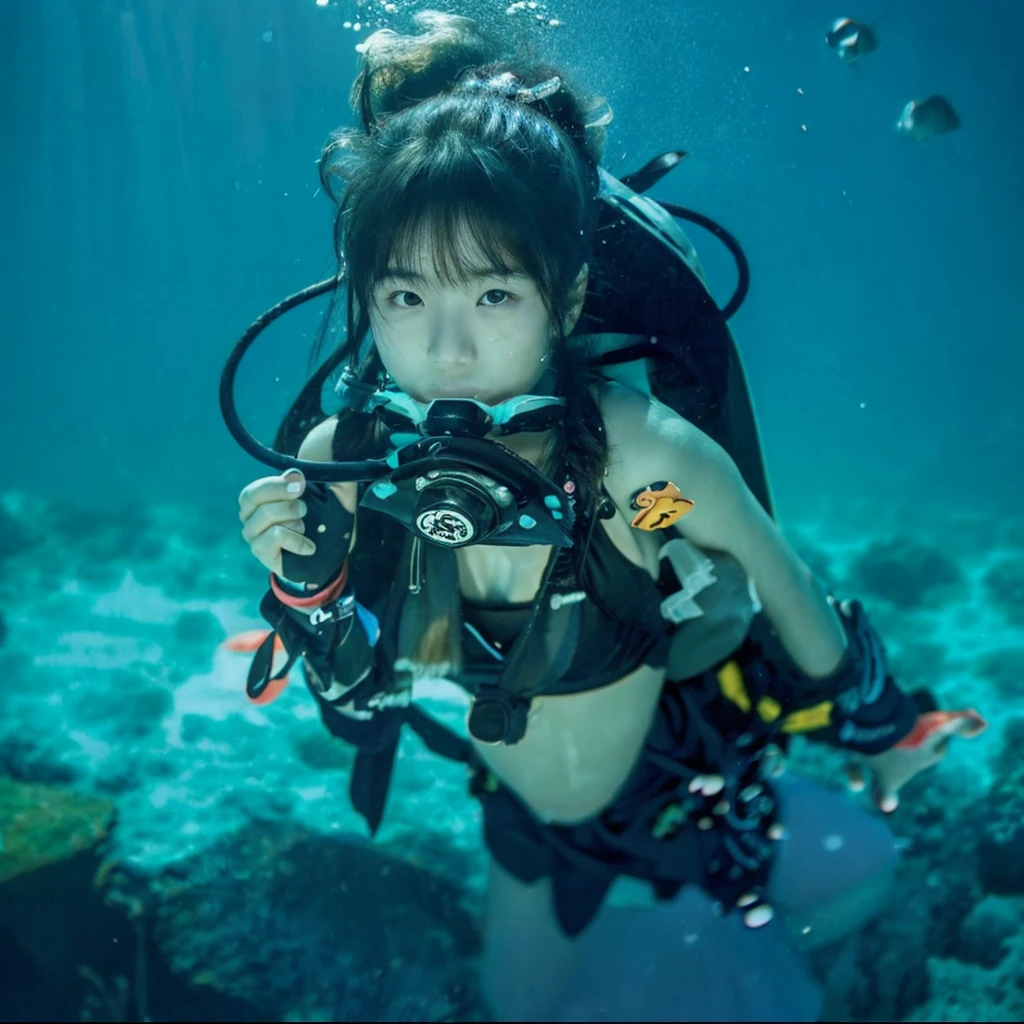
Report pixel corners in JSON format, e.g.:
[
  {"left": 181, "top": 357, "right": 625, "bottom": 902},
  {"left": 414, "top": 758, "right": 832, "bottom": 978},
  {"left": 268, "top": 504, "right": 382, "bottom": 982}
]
[
  {"left": 238, "top": 470, "right": 357, "bottom": 577},
  {"left": 238, "top": 470, "right": 317, "bottom": 577}
]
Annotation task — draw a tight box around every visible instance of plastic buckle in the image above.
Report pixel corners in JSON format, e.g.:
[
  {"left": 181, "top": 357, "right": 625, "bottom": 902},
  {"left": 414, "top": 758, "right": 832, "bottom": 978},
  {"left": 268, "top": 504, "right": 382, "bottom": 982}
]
[{"left": 468, "top": 686, "right": 531, "bottom": 745}]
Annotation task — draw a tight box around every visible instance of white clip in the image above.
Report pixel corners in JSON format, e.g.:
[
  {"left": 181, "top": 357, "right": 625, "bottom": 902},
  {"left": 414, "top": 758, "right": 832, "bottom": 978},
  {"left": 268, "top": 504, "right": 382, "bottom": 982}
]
[{"left": 659, "top": 538, "right": 717, "bottom": 623}]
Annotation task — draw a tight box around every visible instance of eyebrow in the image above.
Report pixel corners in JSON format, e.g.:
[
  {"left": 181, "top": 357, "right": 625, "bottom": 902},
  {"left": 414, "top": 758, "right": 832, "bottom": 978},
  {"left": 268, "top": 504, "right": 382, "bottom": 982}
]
[{"left": 379, "top": 265, "right": 527, "bottom": 284}]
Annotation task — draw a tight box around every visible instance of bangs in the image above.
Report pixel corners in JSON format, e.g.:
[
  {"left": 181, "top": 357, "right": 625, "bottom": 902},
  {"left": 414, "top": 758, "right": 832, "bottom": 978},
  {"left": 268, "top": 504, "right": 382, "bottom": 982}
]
[
  {"left": 344, "top": 135, "right": 561, "bottom": 310},
  {"left": 382, "top": 202, "right": 529, "bottom": 289}
]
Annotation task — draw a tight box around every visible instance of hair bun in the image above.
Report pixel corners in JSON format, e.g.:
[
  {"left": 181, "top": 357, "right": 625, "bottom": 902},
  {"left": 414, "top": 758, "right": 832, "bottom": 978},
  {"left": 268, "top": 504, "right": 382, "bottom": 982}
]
[
  {"left": 350, "top": 10, "right": 610, "bottom": 165},
  {"left": 351, "top": 11, "right": 495, "bottom": 124}
]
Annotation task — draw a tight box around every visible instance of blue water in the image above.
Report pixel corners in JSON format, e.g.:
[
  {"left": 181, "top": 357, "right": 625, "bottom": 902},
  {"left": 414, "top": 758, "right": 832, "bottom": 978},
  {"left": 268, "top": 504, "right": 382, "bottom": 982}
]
[
  {"left": 2, "top": 3, "right": 1023, "bottom": 1022},
  {"left": 3, "top": 0, "right": 1022, "bottom": 517}
]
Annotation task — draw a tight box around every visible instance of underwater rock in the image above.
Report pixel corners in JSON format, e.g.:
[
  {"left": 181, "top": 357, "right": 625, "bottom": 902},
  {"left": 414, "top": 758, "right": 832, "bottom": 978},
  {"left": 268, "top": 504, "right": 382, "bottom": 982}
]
[
  {"left": 975, "top": 647, "right": 1024, "bottom": 698},
  {"left": 0, "top": 733, "right": 82, "bottom": 785},
  {"left": 976, "top": 717, "right": 1024, "bottom": 897},
  {"left": 955, "top": 894, "right": 1022, "bottom": 968},
  {"left": 0, "top": 775, "right": 114, "bottom": 884},
  {"left": 982, "top": 556, "right": 1024, "bottom": 625},
  {"left": 172, "top": 608, "right": 224, "bottom": 645},
  {"left": 290, "top": 726, "right": 356, "bottom": 772},
  {"left": 71, "top": 671, "right": 173, "bottom": 740},
  {"left": 905, "top": 932, "right": 1024, "bottom": 1022},
  {"left": 848, "top": 537, "right": 963, "bottom": 609},
  {"left": 147, "top": 818, "right": 483, "bottom": 1021},
  {"left": 0, "top": 776, "right": 265, "bottom": 1021},
  {"left": 0, "top": 777, "right": 126, "bottom": 1019},
  {"left": 977, "top": 825, "right": 1024, "bottom": 896}
]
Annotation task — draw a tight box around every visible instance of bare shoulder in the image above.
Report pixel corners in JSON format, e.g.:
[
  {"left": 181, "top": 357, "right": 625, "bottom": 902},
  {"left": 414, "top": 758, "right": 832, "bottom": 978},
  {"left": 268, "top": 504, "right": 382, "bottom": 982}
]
[
  {"left": 593, "top": 380, "right": 718, "bottom": 487},
  {"left": 592, "top": 380, "right": 775, "bottom": 560},
  {"left": 296, "top": 414, "right": 339, "bottom": 462},
  {"left": 296, "top": 415, "right": 358, "bottom": 512}
]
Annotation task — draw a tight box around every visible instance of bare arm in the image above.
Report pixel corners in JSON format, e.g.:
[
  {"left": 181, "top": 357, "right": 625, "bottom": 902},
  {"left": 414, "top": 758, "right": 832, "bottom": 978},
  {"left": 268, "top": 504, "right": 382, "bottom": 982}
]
[
  {"left": 599, "top": 384, "right": 848, "bottom": 681},
  {"left": 296, "top": 415, "right": 358, "bottom": 515}
]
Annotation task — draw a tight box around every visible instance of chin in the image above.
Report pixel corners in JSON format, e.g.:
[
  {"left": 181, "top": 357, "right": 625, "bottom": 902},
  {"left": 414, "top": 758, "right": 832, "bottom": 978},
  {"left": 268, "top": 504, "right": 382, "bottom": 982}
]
[{"left": 425, "top": 386, "right": 496, "bottom": 403}]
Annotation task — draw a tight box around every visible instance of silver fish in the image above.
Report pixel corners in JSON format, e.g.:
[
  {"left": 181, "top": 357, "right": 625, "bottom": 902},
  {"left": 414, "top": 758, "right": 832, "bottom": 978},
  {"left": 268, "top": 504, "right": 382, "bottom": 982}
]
[
  {"left": 895, "top": 96, "right": 961, "bottom": 141},
  {"left": 825, "top": 17, "right": 878, "bottom": 63}
]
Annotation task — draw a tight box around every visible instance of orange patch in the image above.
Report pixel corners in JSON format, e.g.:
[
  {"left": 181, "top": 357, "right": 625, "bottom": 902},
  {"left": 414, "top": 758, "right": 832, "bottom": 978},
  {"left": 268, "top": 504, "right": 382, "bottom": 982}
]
[
  {"left": 224, "top": 629, "right": 281, "bottom": 654},
  {"left": 894, "top": 709, "right": 987, "bottom": 750},
  {"left": 629, "top": 480, "right": 695, "bottom": 531}
]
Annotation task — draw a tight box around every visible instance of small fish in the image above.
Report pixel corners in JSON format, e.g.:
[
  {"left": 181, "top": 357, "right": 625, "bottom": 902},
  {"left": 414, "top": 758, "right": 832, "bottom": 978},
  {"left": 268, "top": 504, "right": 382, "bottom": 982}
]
[
  {"left": 895, "top": 96, "right": 961, "bottom": 141},
  {"left": 825, "top": 17, "right": 878, "bottom": 64}
]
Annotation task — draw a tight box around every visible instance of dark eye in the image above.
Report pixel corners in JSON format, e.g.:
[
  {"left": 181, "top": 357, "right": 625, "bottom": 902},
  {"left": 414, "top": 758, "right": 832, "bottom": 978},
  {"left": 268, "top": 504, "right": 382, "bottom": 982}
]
[
  {"left": 481, "top": 289, "right": 512, "bottom": 306},
  {"left": 391, "top": 291, "right": 423, "bottom": 308}
]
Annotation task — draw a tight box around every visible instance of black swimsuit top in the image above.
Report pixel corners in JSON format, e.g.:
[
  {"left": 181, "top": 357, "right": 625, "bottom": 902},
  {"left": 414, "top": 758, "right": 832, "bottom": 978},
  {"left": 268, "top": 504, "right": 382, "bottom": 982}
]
[{"left": 460, "top": 508, "right": 672, "bottom": 696}]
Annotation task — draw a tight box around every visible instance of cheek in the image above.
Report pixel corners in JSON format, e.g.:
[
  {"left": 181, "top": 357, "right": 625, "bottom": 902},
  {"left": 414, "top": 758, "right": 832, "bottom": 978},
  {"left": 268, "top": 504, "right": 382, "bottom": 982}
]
[
  {"left": 370, "top": 317, "right": 419, "bottom": 368},
  {"left": 492, "top": 313, "right": 551, "bottom": 368}
]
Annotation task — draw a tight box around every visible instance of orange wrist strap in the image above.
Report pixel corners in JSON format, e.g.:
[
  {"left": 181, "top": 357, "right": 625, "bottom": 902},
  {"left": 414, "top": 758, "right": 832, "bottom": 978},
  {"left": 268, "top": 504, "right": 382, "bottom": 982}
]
[{"left": 269, "top": 561, "right": 348, "bottom": 609}]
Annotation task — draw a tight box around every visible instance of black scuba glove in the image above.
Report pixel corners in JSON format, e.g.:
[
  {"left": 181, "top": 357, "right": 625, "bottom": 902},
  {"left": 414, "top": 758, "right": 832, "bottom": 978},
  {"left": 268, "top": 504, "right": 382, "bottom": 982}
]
[
  {"left": 796, "top": 596, "right": 920, "bottom": 755},
  {"left": 279, "top": 481, "right": 354, "bottom": 588},
  {"left": 247, "top": 582, "right": 373, "bottom": 703},
  {"left": 246, "top": 483, "right": 378, "bottom": 705}
]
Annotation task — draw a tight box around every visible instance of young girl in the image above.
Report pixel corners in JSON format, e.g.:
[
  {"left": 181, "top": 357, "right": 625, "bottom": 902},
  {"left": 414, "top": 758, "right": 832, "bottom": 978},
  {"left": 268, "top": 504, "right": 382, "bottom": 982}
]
[{"left": 236, "top": 12, "right": 982, "bottom": 1021}]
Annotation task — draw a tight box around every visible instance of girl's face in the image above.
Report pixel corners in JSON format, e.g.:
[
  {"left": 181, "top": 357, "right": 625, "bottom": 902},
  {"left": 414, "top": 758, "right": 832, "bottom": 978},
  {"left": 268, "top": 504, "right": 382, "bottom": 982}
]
[{"left": 368, "top": 224, "right": 587, "bottom": 405}]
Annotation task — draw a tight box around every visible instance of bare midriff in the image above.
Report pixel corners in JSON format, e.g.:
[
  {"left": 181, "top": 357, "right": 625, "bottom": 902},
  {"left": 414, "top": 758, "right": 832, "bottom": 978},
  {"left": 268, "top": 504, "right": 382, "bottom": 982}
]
[{"left": 456, "top": 507, "right": 667, "bottom": 825}]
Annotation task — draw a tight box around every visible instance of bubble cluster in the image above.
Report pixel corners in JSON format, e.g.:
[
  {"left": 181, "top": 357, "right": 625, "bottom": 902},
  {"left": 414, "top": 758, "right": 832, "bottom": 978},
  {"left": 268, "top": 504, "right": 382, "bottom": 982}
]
[
  {"left": 313, "top": 0, "right": 404, "bottom": 44},
  {"left": 312, "top": 1, "right": 564, "bottom": 47},
  {"left": 506, "top": 1, "right": 562, "bottom": 29}
]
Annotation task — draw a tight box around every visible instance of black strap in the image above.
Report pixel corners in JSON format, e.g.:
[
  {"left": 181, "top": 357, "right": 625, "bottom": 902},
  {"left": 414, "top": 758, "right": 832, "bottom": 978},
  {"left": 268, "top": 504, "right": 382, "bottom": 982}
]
[
  {"left": 351, "top": 740, "right": 401, "bottom": 836},
  {"left": 404, "top": 705, "right": 473, "bottom": 764}
]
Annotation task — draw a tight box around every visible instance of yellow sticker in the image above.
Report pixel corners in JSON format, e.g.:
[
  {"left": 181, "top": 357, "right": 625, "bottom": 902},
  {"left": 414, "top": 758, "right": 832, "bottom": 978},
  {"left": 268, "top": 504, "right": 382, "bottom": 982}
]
[
  {"left": 780, "top": 701, "right": 834, "bottom": 733},
  {"left": 630, "top": 480, "right": 695, "bottom": 531},
  {"left": 716, "top": 660, "right": 751, "bottom": 712}
]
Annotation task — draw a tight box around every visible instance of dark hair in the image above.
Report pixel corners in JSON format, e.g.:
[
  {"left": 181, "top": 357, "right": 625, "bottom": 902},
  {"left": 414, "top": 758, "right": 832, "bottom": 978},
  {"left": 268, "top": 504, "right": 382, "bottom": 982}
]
[{"left": 316, "top": 10, "right": 613, "bottom": 556}]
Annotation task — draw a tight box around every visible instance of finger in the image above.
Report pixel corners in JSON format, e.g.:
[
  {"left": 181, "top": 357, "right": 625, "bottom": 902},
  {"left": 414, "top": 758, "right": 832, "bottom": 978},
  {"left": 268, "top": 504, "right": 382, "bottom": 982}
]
[
  {"left": 251, "top": 525, "right": 316, "bottom": 574},
  {"left": 944, "top": 710, "right": 988, "bottom": 740},
  {"left": 871, "top": 776, "right": 900, "bottom": 814},
  {"left": 930, "top": 713, "right": 985, "bottom": 758},
  {"left": 238, "top": 471, "right": 306, "bottom": 522},
  {"left": 878, "top": 792, "right": 899, "bottom": 814},
  {"left": 240, "top": 500, "right": 307, "bottom": 544},
  {"left": 238, "top": 476, "right": 283, "bottom": 522},
  {"left": 271, "top": 524, "right": 316, "bottom": 557},
  {"left": 844, "top": 761, "right": 867, "bottom": 793},
  {"left": 895, "top": 709, "right": 988, "bottom": 752}
]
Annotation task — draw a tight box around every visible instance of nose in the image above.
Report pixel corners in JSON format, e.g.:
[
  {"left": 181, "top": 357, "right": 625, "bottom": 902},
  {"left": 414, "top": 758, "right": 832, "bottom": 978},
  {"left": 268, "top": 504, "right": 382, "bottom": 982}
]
[{"left": 426, "top": 307, "right": 477, "bottom": 369}]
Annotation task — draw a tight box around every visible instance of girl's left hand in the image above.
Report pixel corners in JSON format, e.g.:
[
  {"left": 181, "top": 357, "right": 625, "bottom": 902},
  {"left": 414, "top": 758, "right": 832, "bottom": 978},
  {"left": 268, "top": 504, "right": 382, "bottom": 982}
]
[{"left": 843, "top": 709, "right": 988, "bottom": 813}]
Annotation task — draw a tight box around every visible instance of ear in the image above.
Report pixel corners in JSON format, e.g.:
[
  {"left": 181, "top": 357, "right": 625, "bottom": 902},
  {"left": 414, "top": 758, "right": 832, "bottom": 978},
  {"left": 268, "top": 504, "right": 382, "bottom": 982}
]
[{"left": 562, "top": 263, "right": 590, "bottom": 336}]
